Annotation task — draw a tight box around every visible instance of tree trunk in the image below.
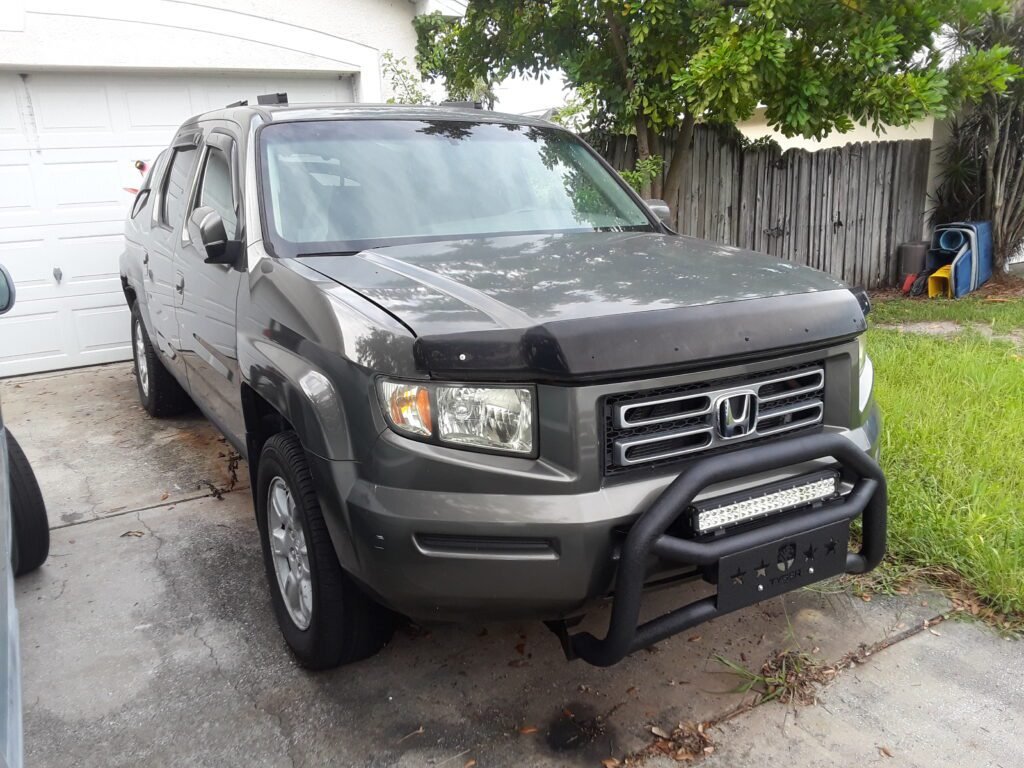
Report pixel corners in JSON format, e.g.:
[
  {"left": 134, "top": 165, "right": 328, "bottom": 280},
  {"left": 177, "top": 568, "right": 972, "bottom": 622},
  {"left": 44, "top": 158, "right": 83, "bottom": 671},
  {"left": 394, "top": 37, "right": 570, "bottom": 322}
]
[
  {"left": 635, "top": 116, "right": 653, "bottom": 198},
  {"left": 984, "top": 94, "right": 1001, "bottom": 265},
  {"left": 603, "top": 5, "right": 653, "bottom": 197},
  {"left": 663, "top": 113, "right": 696, "bottom": 229},
  {"left": 649, "top": 129, "right": 663, "bottom": 199}
]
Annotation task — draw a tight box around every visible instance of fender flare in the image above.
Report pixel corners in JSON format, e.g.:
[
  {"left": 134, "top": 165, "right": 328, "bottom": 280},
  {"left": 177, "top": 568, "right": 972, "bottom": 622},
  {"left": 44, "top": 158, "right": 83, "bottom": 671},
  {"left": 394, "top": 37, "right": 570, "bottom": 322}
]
[{"left": 242, "top": 343, "right": 357, "bottom": 462}]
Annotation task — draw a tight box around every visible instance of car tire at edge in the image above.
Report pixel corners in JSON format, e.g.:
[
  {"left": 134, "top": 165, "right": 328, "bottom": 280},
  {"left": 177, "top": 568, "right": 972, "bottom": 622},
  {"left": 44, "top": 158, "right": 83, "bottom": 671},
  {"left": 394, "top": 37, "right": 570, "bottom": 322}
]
[{"left": 6, "top": 428, "right": 49, "bottom": 577}]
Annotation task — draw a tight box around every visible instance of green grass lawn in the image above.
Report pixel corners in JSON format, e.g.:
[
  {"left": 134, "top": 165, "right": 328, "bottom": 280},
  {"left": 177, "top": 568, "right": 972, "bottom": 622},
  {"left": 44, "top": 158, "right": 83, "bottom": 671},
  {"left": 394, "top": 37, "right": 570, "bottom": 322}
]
[
  {"left": 871, "top": 295, "right": 1024, "bottom": 334},
  {"left": 868, "top": 322, "right": 1024, "bottom": 615}
]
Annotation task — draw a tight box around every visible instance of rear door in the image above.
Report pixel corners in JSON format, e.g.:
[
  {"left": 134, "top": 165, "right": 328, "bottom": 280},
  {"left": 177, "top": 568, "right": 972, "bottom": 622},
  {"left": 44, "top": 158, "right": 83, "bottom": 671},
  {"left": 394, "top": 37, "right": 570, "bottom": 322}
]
[
  {"left": 124, "top": 149, "right": 165, "bottom": 326},
  {"left": 176, "top": 126, "right": 245, "bottom": 443},
  {"left": 147, "top": 130, "right": 201, "bottom": 383}
]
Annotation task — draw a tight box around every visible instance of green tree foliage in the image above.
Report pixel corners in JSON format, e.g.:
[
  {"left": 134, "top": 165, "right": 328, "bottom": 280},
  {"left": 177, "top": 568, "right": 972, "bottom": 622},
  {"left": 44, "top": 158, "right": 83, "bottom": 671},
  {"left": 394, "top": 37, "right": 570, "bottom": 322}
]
[
  {"left": 415, "top": 0, "right": 1018, "bottom": 211},
  {"left": 412, "top": 13, "right": 498, "bottom": 108},
  {"left": 933, "top": 4, "right": 1024, "bottom": 267},
  {"left": 381, "top": 51, "right": 432, "bottom": 105}
]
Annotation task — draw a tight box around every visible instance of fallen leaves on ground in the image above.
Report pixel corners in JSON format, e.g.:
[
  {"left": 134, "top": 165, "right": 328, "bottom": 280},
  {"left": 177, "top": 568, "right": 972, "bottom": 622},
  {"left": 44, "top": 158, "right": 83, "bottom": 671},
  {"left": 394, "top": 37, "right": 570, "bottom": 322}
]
[
  {"left": 120, "top": 530, "right": 145, "bottom": 538},
  {"left": 629, "top": 721, "right": 715, "bottom": 763},
  {"left": 518, "top": 726, "right": 538, "bottom": 735},
  {"left": 718, "top": 650, "right": 838, "bottom": 707}
]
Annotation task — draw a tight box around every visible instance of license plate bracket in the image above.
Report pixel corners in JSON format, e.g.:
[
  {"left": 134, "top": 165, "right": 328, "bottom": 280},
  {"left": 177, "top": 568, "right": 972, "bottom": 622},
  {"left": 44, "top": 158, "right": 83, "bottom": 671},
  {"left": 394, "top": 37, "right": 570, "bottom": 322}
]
[{"left": 716, "top": 519, "right": 851, "bottom": 612}]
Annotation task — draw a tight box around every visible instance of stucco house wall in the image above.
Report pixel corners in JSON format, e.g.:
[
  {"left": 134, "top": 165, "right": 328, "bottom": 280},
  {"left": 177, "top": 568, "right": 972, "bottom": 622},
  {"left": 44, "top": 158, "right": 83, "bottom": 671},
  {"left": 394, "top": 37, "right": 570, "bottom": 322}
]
[
  {"left": 0, "top": 0, "right": 427, "bottom": 102},
  {"left": 0, "top": 0, "right": 435, "bottom": 376}
]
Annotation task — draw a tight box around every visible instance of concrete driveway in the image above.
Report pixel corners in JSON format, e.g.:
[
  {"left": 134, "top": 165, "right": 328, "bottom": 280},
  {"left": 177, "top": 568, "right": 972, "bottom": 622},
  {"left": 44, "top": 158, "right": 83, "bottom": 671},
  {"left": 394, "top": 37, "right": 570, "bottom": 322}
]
[{"left": 4, "top": 363, "right": 1019, "bottom": 767}]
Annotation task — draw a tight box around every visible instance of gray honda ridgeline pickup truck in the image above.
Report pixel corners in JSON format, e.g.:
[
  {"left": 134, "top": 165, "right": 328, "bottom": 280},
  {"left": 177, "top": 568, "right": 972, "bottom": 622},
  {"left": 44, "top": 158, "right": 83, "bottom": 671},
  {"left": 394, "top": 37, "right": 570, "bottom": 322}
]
[{"left": 121, "top": 102, "right": 885, "bottom": 669}]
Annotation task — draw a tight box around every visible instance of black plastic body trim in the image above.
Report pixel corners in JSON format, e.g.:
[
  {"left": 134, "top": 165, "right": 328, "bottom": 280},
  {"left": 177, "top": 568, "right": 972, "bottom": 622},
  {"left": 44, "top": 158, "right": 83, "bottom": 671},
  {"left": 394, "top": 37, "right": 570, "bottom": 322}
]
[
  {"left": 569, "top": 432, "right": 887, "bottom": 666},
  {"left": 414, "top": 290, "right": 866, "bottom": 383}
]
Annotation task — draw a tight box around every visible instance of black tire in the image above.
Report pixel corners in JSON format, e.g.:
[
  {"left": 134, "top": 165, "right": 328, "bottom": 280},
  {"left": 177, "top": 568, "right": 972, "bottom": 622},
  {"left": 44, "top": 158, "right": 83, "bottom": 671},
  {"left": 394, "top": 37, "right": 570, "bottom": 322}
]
[
  {"left": 256, "top": 431, "right": 393, "bottom": 669},
  {"left": 130, "top": 302, "right": 192, "bottom": 417},
  {"left": 6, "top": 429, "right": 49, "bottom": 577}
]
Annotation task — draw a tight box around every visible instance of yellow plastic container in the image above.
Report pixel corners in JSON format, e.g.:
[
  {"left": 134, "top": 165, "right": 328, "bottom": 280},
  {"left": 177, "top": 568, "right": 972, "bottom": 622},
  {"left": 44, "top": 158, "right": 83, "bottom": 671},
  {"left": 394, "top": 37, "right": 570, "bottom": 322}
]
[{"left": 928, "top": 264, "right": 953, "bottom": 298}]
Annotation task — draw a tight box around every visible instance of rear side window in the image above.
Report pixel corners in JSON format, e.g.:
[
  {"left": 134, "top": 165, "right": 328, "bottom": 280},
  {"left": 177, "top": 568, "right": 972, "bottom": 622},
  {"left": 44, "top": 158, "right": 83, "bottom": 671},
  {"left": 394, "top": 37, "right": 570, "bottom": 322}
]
[
  {"left": 130, "top": 150, "right": 166, "bottom": 220},
  {"left": 160, "top": 147, "right": 197, "bottom": 229},
  {"left": 196, "top": 147, "right": 237, "bottom": 239}
]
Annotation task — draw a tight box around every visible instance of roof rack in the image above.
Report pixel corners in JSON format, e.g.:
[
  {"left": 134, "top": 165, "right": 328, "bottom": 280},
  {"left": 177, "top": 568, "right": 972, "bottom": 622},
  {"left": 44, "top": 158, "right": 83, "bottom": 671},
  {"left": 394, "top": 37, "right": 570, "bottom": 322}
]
[
  {"left": 440, "top": 100, "right": 483, "bottom": 110},
  {"left": 257, "top": 92, "right": 289, "bottom": 105},
  {"left": 224, "top": 99, "right": 248, "bottom": 108}
]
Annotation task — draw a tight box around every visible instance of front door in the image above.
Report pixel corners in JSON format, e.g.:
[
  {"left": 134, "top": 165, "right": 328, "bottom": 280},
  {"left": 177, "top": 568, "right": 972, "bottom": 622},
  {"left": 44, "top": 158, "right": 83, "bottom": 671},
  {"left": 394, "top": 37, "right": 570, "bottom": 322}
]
[{"left": 176, "top": 128, "right": 245, "bottom": 445}]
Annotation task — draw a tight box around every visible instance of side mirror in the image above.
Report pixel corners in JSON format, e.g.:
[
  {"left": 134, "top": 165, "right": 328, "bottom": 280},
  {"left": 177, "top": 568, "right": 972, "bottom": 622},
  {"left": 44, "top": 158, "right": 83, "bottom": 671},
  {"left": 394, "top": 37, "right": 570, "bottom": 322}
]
[
  {"left": 0, "top": 264, "right": 15, "bottom": 315},
  {"left": 644, "top": 198, "right": 673, "bottom": 227},
  {"left": 189, "top": 206, "right": 241, "bottom": 266}
]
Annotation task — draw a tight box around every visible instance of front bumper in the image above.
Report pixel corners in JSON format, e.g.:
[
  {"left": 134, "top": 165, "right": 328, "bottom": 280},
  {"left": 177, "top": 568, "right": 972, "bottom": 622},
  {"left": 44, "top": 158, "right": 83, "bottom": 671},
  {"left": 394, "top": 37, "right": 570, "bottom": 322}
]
[{"left": 309, "top": 404, "right": 882, "bottom": 628}]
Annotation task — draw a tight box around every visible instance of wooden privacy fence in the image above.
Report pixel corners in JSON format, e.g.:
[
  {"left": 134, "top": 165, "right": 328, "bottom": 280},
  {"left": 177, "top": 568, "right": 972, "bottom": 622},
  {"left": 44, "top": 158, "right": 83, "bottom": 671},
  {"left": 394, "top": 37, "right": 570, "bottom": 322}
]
[{"left": 607, "top": 128, "right": 932, "bottom": 288}]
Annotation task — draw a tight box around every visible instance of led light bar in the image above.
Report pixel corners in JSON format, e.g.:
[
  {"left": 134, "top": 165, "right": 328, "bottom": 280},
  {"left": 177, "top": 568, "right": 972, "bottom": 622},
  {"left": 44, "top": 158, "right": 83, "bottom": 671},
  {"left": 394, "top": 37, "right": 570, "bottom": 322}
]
[{"left": 693, "top": 471, "right": 840, "bottom": 533}]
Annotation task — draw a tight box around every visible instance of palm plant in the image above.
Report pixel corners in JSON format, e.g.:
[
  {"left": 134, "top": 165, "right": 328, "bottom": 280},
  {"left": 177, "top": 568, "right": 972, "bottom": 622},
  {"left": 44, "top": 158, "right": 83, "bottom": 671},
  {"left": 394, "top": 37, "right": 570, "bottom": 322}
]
[{"left": 932, "top": 4, "right": 1024, "bottom": 269}]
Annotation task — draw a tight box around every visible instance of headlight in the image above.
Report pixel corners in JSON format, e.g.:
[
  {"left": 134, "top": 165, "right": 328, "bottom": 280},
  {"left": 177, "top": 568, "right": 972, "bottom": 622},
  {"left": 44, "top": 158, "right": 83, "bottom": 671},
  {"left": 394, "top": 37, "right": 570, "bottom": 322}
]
[
  {"left": 857, "top": 334, "right": 868, "bottom": 374},
  {"left": 378, "top": 379, "right": 535, "bottom": 455}
]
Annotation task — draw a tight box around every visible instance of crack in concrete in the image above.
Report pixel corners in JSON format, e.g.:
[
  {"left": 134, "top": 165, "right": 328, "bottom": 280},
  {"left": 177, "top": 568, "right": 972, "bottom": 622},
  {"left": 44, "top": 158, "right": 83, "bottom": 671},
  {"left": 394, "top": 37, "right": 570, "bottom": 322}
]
[
  {"left": 52, "top": 485, "right": 251, "bottom": 532},
  {"left": 134, "top": 507, "right": 300, "bottom": 768},
  {"left": 193, "top": 620, "right": 302, "bottom": 768},
  {"left": 51, "top": 578, "right": 68, "bottom": 602}
]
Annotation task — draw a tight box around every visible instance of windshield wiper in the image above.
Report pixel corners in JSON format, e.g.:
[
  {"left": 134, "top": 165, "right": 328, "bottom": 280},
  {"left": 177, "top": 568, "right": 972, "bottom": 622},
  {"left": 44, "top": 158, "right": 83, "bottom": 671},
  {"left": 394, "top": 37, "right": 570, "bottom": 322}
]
[{"left": 296, "top": 250, "right": 361, "bottom": 258}]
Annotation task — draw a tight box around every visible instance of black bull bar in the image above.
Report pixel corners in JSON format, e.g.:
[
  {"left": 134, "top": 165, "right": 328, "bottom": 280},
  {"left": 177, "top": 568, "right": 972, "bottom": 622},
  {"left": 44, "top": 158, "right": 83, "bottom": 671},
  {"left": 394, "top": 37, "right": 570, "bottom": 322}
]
[{"left": 569, "top": 432, "right": 887, "bottom": 667}]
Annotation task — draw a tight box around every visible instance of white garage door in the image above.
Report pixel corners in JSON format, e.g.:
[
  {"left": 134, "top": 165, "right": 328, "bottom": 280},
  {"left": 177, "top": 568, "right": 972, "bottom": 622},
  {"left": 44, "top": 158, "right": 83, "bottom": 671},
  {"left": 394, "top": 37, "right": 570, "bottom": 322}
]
[{"left": 0, "top": 70, "right": 354, "bottom": 377}]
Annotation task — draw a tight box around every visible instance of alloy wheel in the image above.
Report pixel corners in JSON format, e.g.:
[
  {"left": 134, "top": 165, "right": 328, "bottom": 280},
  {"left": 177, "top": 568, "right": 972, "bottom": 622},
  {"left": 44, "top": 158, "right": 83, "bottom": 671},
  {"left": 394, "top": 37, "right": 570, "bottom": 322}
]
[
  {"left": 133, "top": 318, "right": 149, "bottom": 396},
  {"left": 267, "top": 476, "right": 313, "bottom": 629}
]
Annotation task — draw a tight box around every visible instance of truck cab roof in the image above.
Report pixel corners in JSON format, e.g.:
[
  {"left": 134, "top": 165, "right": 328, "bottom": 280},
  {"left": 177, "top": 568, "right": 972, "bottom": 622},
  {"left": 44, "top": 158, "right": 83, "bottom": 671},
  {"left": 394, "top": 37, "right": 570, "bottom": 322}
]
[{"left": 187, "top": 102, "right": 557, "bottom": 131}]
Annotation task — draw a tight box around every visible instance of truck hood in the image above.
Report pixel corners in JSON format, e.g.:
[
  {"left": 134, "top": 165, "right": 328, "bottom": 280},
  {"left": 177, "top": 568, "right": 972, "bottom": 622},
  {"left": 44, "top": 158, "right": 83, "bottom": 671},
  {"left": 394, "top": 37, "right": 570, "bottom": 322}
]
[{"left": 298, "top": 232, "right": 866, "bottom": 381}]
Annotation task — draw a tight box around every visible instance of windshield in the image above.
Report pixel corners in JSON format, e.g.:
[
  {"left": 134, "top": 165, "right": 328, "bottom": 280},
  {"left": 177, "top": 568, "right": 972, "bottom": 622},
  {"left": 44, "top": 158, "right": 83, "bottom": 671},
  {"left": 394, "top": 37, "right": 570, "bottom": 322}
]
[{"left": 257, "top": 119, "right": 655, "bottom": 256}]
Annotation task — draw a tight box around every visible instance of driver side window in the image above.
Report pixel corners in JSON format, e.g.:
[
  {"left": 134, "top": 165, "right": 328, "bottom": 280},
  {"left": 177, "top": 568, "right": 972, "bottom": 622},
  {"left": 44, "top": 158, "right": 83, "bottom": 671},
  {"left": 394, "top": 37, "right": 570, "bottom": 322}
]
[{"left": 196, "top": 145, "right": 237, "bottom": 239}]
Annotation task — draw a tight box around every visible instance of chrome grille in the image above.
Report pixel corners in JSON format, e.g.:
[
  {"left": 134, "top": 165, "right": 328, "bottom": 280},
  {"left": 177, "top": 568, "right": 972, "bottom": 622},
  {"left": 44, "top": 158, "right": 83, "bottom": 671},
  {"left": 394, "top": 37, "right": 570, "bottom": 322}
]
[{"left": 604, "top": 364, "right": 825, "bottom": 474}]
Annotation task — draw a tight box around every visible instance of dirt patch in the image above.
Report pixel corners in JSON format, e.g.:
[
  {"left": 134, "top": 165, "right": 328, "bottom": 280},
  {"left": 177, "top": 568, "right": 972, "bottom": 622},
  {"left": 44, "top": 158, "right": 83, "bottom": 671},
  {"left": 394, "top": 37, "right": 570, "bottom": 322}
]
[
  {"left": 875, "top": 321, "right": 962, "bottom": 337},
  {"left": 876, "top": 320, "right": 1024, "bottom": 348},
  {"left": 973, "top": 324, "right": 1024, "bottom": 349}
]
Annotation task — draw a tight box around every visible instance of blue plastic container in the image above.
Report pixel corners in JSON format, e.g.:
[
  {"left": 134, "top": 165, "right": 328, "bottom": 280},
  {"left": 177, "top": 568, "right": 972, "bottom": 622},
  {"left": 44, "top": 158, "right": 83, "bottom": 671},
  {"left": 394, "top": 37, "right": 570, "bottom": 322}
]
[{"left": 929, "top": 221, "right": 993, "bottom": 298}]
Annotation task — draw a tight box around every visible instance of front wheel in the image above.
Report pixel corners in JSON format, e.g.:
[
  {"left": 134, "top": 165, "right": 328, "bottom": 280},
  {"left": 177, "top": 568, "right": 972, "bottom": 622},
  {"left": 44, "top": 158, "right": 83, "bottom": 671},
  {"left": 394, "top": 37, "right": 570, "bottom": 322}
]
[{"left": 256, "top": 432, "right": 393, "bottom": 669}]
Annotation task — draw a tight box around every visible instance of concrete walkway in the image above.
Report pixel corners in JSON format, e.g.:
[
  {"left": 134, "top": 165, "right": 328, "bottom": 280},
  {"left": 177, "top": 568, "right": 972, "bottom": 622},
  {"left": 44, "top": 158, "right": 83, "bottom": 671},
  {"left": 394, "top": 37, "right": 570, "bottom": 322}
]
[
  {"left": 701, "top": 621, "right": 1021, "bottom": 768},
  {"left": 4, "top": 363, "right": 1019, "bottom": 767}
]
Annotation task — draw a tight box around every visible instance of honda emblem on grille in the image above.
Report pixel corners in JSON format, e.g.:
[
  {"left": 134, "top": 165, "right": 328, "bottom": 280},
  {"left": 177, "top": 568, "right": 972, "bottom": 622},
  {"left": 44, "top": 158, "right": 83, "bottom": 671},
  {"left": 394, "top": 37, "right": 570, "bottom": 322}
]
[{"left": 716, "top": 391, "right": 757, "bottom": 439}]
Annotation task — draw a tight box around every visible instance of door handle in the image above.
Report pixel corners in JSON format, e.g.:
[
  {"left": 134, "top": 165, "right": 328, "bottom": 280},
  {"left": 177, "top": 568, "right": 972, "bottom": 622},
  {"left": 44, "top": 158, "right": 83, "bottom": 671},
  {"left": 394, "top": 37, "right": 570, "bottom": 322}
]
[
  {"left": 53, "top": 266, "right": 63, "bottom": 284},
  {"left": 142, "top": 251, "right": 149, "bottom": 266},
  {"left": 175, "top": 276, "right": 185, "bottom": 293}
]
